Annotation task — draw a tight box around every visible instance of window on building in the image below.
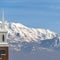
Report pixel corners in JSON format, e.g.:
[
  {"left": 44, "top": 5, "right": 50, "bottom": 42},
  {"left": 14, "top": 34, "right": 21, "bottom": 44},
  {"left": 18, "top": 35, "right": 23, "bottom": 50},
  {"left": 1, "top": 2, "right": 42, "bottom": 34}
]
[
  {"left": 2, "top": 35, "right": 4, "bottom": 42},
  {"left": 0, "top": 50, "right": 6, "bottom": 56}
]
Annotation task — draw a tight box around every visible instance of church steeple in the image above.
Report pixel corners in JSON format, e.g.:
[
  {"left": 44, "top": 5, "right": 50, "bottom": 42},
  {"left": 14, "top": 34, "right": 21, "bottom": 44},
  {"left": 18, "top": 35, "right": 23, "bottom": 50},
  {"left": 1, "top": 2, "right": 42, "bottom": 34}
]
[
  {"left": 0, "top": 9, "right": 8, "bottom": 43},
  {"left": 0, "top": 9, "right": 9, "bottom": 60},
  {"left": 2, "top": 9, "right": 5, "bottom": 30}
]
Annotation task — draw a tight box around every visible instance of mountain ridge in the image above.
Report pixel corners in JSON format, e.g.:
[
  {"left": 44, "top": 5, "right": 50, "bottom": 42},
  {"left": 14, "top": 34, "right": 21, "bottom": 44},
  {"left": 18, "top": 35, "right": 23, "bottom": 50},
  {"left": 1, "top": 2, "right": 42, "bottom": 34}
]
[{"left": 0, "top": 21, "right": 60, "bottom": 52}]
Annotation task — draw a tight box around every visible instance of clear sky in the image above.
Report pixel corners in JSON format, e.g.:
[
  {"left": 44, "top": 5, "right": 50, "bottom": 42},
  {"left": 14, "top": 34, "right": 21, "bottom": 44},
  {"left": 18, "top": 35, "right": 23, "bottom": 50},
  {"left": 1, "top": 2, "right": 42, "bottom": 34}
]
[{"left": 0, "top": 0, "right": 60, "bottom": 33}]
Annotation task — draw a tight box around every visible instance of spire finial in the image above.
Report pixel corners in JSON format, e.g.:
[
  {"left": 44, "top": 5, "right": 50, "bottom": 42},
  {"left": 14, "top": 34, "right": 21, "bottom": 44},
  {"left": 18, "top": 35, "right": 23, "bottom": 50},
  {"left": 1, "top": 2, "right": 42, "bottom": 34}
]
[{"left": 2, "top": 8, "right": 5, "bottom": 30}]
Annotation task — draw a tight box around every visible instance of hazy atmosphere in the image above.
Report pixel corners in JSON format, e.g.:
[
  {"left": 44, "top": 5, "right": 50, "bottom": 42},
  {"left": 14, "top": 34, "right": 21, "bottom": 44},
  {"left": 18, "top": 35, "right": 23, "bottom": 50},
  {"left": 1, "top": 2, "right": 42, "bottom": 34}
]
[{"left": 0, "top": 0, "right": 60, "bottom": 60}]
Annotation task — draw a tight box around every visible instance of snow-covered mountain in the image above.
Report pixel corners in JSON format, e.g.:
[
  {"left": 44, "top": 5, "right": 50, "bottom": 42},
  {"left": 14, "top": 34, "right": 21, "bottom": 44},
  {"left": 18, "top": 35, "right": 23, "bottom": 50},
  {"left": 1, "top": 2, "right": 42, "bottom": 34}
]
[{"left": 0, "top": 21, "right": 60, "bottom": 52}]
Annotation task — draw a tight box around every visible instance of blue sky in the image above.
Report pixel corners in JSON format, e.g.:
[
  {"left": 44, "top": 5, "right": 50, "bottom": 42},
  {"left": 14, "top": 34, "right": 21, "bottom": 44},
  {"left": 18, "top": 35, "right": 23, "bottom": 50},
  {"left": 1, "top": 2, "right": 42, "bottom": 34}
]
[{"left": 0, "top": 0, "right": 60, "bottom": 33}]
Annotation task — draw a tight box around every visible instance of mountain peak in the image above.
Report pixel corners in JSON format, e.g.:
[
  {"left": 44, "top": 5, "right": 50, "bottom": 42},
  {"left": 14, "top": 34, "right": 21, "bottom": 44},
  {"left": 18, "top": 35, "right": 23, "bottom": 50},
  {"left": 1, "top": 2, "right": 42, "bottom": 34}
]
[
  {"left": 0, "top": 21, "right": 59, "bottom": 51},
  {"left": 0, "top": 21, "right": 57, "bottom": 41},
  {"left": 4, "top": 21, "right": 56, "bottom": 42}
]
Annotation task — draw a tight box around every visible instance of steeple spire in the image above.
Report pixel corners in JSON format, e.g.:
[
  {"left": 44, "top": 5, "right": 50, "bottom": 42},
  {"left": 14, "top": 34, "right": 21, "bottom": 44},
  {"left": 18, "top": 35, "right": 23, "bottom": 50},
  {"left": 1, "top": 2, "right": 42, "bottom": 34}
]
[{"left": 2, "top": 9, "right": 5, "bottom": 30}]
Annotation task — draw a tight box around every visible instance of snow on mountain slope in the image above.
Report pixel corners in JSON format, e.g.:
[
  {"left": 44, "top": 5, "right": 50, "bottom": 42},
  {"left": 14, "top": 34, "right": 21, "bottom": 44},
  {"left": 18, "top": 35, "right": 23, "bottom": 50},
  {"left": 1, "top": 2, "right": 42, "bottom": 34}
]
[
  {"left": 0, "top": 21, "right": 60, "bottom": 52},
  {"left": 5, "top": 22, "right": 57, "bottom": 42}
]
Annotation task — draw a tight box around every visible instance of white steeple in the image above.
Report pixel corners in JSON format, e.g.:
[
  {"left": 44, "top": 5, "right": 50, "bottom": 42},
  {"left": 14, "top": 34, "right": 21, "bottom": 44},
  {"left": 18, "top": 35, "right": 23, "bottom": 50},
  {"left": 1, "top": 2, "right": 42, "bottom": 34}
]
[{"left": 2, "top": 9, "right": 5, "bottom": 30}]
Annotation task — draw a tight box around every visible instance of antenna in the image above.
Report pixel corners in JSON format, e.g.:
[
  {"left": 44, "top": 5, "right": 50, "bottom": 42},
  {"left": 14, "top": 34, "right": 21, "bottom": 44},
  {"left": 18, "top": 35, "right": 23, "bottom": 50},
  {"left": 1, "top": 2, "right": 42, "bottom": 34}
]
[{"left": 2, "top": 9, "right": 5, "bottom": 30}]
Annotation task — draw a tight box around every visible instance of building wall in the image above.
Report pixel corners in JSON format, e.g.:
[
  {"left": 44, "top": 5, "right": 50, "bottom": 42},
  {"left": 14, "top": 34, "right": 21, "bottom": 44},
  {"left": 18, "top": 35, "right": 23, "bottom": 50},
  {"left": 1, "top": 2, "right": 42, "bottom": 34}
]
[{"left": 0, "top": 47, "right": 8, "bottom": 60}]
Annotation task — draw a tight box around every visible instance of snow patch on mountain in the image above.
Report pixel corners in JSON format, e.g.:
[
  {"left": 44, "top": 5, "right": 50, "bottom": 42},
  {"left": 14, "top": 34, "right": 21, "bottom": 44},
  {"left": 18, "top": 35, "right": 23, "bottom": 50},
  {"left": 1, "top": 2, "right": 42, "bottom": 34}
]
[
  {"left": 0, "top": 21, "right": 60, "bottom": 52},
  {"left": 5, "top": 21, "right": 57, "bottom": 42}
]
